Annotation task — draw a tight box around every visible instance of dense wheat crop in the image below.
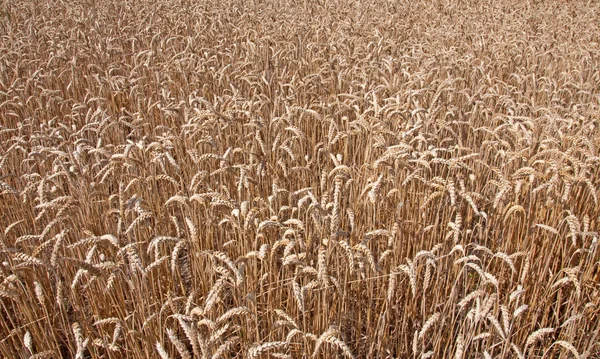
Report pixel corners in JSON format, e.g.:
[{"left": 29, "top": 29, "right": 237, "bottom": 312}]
[{"left": 1, "top": 0, "right": 600, "bottom": 357}]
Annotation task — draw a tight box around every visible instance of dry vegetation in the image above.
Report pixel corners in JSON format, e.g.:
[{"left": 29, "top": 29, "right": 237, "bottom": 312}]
[{"left": 1, "top": 0, "right": 600, "bottom": 357}]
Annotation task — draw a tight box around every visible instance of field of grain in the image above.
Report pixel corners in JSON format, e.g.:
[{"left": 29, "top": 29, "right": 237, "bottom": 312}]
[{"left": 1, "top": 0, "right": 599, "bottom": 357}]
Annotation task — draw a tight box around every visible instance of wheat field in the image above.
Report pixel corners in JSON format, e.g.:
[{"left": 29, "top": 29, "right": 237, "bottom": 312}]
[{"left": 1, "top": 0, "right": 599, "bottom": 358}]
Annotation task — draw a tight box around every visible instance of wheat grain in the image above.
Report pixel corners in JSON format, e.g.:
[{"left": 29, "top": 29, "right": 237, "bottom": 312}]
[
  {"left": 248, "top": 341, "right": 288, "bottom": 358},
  {"left": 1, "top": 1, "right": 599, "bottom": 358}
]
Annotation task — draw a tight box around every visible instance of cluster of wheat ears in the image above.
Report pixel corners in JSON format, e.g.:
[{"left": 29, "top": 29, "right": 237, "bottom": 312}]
[{"left": 1, "top": 0, "right": 599, "bottom": 358}]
